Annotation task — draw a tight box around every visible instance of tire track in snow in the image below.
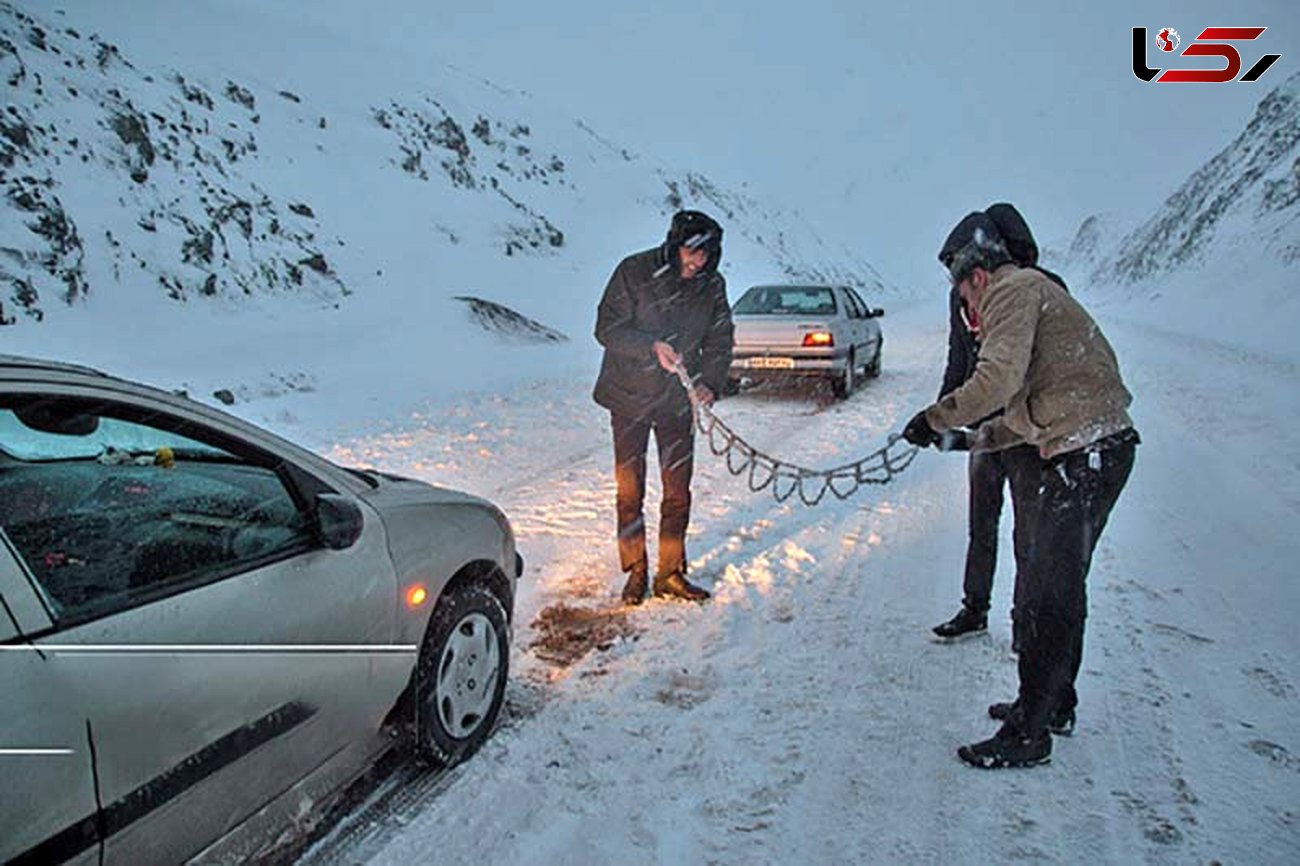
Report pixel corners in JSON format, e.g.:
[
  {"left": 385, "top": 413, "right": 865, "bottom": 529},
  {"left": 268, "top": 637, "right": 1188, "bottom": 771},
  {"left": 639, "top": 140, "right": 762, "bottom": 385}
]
[
  {"left": 309, "top": 368, "right": 927, "bottom": 858},
  {"left": 1073, "top": 313, "right": 1300, "bottom": 861},
  {"left": 628, "top": 357, "right": 969, "bottom": 861}
]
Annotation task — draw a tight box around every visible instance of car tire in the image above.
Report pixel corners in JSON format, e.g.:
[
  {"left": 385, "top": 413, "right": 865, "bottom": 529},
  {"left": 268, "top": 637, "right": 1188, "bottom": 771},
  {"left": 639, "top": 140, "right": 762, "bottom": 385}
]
[
  {"left": 414, "top": 582, "right": 510, "bottom": 768},
  {"left": 832, "top": 351, "right": 856, "bottom": 399},
  {"left": 866, "top": 343, "right": 882, "bottom": 378},
  {"left": 722, "top": 377, "right": 741, "bottom": 397}
]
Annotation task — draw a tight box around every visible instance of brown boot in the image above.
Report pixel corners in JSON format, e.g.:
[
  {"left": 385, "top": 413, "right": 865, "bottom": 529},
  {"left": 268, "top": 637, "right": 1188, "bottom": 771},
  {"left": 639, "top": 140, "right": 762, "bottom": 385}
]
[
  {"left": 652, "top": 572, "right": 710, "bottom": 602},
  {"left": 621, "top": 564, "right": 648, "bottom": 605}
]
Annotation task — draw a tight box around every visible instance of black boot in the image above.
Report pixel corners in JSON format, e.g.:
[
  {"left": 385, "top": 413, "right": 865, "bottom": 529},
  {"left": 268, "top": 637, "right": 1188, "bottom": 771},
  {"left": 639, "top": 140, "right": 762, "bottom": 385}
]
[
  {"left": 932, "top": 606, "right": 987, "bottom": 640},
  {"left": 621, "top": 564, "right": 648, "bottom": 606},
  {"left": 653, "top": 572, "right": 710, "bottom": 602},
  {"left": 957, "top": 723, "right": 1052, "bottom": 769},
  {"left": 988, "top": 701, "right": 1076, "bottom": 736}
]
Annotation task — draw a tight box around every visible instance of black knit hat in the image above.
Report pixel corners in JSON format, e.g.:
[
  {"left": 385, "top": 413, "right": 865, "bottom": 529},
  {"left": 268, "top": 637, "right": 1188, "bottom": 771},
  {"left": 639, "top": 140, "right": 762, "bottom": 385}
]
[
  {"left": 938, "top": 211, "right": 1012, "bottom": 284},
  {"left": 984, "top": 202, "right": 1039, "bottom": 267},
  {"left": 664, "top": 209, "right": 723, "bottom": 275}
]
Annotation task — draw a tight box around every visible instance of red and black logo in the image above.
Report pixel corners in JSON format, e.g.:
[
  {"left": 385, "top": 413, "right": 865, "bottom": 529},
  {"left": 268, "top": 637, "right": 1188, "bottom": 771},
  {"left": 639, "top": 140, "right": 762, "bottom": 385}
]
[{"left": 1133, "top": 26, "right": 1281, "bottom": 83}]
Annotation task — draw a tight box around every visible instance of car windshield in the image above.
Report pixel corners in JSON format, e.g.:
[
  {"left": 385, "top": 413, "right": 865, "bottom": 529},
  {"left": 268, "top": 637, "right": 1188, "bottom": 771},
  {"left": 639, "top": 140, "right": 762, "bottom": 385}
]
[
  {"left": 733, "top": 287, "right": 838, "bottom": 316},
  {"left": 0, "top": 405, "right": 227, "bottom": 462}
]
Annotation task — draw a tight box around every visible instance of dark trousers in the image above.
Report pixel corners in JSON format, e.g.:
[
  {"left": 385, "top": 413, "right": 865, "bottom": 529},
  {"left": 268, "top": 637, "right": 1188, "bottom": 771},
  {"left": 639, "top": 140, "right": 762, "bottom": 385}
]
[
  {"left": 963, "top": 445, "right": 1041, "bottom": 634},
  {"left": 1015, "top": 436, "right": 1137, "bottom": 736},
  {"left": 611, "top": 410, "right": 695, "bottom": 578}
]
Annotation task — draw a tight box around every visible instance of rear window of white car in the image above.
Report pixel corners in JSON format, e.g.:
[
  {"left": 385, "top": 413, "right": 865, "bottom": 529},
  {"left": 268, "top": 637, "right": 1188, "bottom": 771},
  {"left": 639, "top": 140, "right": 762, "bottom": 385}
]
[{"left": 734, "top": 287, "right": 838, "bottom": 316}]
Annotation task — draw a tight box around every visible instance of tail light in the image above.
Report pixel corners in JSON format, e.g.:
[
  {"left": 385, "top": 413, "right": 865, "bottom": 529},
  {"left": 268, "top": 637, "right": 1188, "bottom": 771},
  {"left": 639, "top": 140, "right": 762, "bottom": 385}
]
[{"left": 802, "top": 331, "right": 834, "bottom": 348}]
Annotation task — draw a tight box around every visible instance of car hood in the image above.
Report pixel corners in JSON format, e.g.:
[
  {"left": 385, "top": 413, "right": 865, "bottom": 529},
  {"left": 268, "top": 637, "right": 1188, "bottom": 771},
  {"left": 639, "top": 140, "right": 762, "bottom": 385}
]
[{"left": 351, "top": 469, "right": 497, "bottom": 512}]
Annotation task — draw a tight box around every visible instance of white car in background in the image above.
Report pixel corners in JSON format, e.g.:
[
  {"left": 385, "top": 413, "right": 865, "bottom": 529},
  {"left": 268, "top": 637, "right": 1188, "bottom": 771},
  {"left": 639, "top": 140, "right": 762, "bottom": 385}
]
[
  {"left": 0, "top": 354, "right": 521, "bottom": 864},
  {"left": 728, "top": 284, "right": 884, "bottom": 398}
]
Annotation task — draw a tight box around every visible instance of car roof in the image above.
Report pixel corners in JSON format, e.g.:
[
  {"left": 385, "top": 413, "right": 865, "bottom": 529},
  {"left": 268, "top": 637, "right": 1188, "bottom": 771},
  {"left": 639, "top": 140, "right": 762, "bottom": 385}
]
[
  {"left": 0, "top": 353, "right": 108, "bottom": 378},
  {"left": 743, "top": 284, "right": 844, "bottom": 292},
  {"left": 0, "top": 353, "right": 207, "bottom": 416}
]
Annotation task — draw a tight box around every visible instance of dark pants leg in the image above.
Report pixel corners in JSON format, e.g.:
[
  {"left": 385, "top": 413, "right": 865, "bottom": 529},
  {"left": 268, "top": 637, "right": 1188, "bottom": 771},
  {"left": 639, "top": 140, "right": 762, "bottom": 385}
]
[
  {"left": 962, "top": 449, "right": 1008, "bottom": 613},
  {"left": 610, "top": 410, "right": 695, "bottom": 577},
  {"left": 1015, "top": 441, "right": 1136, "bottom": 734},
  {"left": 1002, "top": 444, "right": 1045, "bottom": 643},
  {"left": 612, "top": 414, "right": 651, "bottom": 573},
  {"left": 652, "top": 410, "right": 695, "bottom": 579}
]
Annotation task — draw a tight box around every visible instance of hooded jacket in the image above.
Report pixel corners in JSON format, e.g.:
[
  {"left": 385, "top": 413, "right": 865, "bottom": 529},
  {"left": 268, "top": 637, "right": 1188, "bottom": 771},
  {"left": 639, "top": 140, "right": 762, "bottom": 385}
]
[
  {"left": 925, "top": 265, "right": 1132, "bottom": 458},
  {"left": 592, "top": 245, "right": 734, "bottom": 420}
]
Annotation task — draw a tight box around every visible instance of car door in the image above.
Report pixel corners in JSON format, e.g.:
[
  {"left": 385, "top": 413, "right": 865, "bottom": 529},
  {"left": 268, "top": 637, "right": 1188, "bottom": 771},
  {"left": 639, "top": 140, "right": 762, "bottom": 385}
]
[
  {"left": 0, "top": 550, "right": 102, "bottom": 865},
  {"left": 846, "top": 287, "right": 881, "bottom": 362},
  {"left": 0, "top": 388, "right": 407, "bottom": 863},
  {"left": 837, "top": 288, "right": 866, "bottom": 362}
]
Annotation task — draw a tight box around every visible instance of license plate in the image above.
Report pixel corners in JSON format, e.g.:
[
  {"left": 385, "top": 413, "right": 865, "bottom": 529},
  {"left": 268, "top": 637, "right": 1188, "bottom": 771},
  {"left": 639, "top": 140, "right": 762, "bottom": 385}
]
[{"left": 749, "top": 357, "right": 794, "bottom": 369}]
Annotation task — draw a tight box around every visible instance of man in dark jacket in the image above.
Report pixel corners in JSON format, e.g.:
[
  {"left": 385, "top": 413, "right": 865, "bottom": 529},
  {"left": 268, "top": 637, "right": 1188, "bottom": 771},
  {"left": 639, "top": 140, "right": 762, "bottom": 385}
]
[
  {"left": 593, "top": 210, "right": 735, "bottom": 605},
  {"left": 931, "top": 204, "right": 1065, "bottom": 645},
  {"left": 903, "top": 211, "right": 1138, "bottom": 768}
]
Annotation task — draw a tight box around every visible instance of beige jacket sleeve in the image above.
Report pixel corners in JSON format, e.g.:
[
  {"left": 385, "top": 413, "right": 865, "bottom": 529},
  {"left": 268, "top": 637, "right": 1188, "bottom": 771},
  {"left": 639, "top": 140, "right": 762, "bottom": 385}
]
[{"left": 923, "top": 272, "right": 1040, "bottom": 433}]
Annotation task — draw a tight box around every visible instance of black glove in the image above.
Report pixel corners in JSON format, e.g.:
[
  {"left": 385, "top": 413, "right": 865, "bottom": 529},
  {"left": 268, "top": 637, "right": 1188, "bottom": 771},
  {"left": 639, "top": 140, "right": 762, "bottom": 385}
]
[
  {"left": 938, "top": 428, "right": 972, "bottom": 452},
  {"left": 903, "top": 411, "right": 941, "bottom": 447}
]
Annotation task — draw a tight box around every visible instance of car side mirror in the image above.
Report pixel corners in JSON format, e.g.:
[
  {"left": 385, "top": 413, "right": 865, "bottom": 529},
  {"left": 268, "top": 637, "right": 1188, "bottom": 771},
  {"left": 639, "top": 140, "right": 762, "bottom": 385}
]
[
  {"left": 316, "top": 494, "right": 364, "bottom": 550},
  {"left": 871, "top": 307, "right": 885, "bottom": 318}
]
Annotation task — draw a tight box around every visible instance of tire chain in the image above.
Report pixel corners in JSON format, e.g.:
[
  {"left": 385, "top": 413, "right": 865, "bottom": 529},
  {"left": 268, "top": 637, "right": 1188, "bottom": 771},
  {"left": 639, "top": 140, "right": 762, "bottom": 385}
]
[{"left": 673, "top": 361, "right": 920, "bottom": 506}]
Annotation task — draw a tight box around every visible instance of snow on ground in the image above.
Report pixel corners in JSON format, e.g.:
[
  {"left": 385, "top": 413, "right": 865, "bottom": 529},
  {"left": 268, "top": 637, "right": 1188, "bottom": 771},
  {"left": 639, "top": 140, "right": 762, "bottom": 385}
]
[{"left": 288, "top": 293, "right": 1299, "bottom": 864}]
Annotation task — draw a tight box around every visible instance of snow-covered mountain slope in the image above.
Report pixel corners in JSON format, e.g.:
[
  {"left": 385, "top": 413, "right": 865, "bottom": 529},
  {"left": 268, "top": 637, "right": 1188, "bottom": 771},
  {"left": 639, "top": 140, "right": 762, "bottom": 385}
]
[
  {"left": 0, "top": 2, "right": 350, "bottom": 321},
  {"left": 0, "top": 1, "right": 885, "bottom": 338},
  {"left": 1041, "top": 211, "right": 1131, "bottom": 277},
  {"left": 1047, "top": 72, "right": 1300, "bottom": 362},
  {"left": 1095, "top": 70, "right": 1299, "bottom": 285}
]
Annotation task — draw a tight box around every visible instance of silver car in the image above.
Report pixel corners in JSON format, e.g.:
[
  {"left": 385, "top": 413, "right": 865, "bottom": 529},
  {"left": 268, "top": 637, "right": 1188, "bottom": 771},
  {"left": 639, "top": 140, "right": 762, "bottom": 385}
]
[
  {"left": 0, "top": 354, "right": 521, "bottom": 864},
  {"left": 728, "top": 284, "right": 884, "bottom": 398}
]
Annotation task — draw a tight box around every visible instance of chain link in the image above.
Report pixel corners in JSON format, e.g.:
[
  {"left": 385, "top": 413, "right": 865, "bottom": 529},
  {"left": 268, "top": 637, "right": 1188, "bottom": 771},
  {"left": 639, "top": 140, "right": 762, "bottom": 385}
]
[{"left": 673, "top": 361, "right": 920, "bottom": 506}]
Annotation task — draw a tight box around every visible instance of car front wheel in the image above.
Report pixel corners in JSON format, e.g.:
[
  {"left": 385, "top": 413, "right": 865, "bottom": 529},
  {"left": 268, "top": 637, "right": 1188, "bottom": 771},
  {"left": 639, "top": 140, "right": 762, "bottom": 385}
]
[
  {"left": 866, "top": 342, "right": 882, "bottom": 378},
  {"left": 415, "top": 582, "right": 510, "bottom": 767}
]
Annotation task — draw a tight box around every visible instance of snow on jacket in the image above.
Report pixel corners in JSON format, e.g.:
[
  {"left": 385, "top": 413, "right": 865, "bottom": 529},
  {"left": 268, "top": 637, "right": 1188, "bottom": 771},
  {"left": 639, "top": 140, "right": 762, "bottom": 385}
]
[
  {"left": 593, "top": 247, "right": 734, "bottom": 420},
  {"left": 924, "top": 264, "right": 1132, "bottom": 458}
]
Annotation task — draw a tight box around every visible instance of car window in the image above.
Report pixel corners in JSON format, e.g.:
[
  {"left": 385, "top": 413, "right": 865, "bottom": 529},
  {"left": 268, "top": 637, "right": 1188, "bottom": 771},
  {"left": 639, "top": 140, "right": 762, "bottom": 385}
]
[
  {"left": 846, "top": 287, "right": 873, "bottom": 317},
  {"left": 733, "top": 287, "right": 837, "bottom": 316},
  {"left": 0, "top": 396, "right": 316, "bottom": 624},
  {"left": 840, "top": 289, "right": 864, "bottom": 319}
]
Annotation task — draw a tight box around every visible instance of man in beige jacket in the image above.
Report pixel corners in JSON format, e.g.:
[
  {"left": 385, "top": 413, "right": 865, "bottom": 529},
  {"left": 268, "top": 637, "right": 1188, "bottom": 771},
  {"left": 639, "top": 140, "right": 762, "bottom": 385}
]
[{"left": 903, "top": 211, "right": 1139, "bottom": 769}]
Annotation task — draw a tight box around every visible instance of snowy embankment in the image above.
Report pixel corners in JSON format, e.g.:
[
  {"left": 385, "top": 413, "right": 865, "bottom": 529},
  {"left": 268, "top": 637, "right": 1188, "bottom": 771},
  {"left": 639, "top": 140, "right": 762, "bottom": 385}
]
[{"left": 293, "top": 291, "right": 1299, "bottom": 865}]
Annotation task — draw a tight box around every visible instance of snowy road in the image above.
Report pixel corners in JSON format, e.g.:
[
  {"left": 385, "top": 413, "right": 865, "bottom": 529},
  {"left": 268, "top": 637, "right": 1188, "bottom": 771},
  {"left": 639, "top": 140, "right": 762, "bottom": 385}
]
[{"left": 300, "top": 300, "right": 1300, "bottom": 864}]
